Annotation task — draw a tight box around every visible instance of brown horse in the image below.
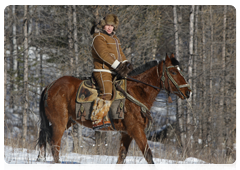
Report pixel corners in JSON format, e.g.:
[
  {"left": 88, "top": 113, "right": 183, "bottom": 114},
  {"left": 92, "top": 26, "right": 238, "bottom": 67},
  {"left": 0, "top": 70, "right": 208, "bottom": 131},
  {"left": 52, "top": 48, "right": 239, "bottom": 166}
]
[{"left": 36, "top": 53, "right": 191, "bottom": 164}]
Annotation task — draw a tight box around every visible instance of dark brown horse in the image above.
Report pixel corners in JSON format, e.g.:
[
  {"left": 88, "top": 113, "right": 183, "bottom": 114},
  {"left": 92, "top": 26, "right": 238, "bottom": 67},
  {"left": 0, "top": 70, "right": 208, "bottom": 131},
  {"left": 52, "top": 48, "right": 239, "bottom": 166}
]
[{"left": 37, "top": 53, "right": 191, "bottom": 164}]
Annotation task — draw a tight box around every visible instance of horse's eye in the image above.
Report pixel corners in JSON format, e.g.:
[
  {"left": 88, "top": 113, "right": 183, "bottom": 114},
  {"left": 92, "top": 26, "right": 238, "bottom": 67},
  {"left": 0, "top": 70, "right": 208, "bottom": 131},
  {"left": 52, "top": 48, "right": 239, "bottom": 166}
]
[{"left": 171, "top": 71, "right": 177, "bottom": 75}]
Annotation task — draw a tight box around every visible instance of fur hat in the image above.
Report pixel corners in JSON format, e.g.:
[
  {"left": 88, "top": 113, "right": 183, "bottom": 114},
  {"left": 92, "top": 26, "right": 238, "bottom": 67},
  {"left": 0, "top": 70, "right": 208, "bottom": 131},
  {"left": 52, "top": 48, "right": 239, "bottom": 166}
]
[{"left": 97, "top": 14, "right": 119, "bottom": 30}]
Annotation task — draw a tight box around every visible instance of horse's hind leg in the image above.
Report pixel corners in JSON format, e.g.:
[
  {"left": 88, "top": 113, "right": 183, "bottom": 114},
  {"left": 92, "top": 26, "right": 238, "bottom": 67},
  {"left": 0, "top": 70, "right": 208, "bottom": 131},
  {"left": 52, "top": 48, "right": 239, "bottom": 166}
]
[
  {"left": 49, "top": 125, "right": 65, "bottom": 163},
  {"left": 50, "top": 119, "right": 75, "bottom": 163},
  {"left": 117, "top": 133, "right": 133, "bottom": 164},
  {"left": 131, "top": 126, "right": 154, "bottom": 164}
]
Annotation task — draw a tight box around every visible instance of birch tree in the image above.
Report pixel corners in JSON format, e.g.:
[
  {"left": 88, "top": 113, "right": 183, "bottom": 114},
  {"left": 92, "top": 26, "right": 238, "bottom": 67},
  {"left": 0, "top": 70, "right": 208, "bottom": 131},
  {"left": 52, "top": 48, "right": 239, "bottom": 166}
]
[
  {"left": 200, "top": 6, "right": 207, "bottom": 151},
  {"left": 4, "top": 25, "right": 7, "bottom": 120},
  {"left": 188, "top": 5, "right": 194, "bottom": 97},
  {"left": 173, "top": 6, "right": 179, "bottom": 58},
  {"left": 68, "top": 5, "right": 74, "bottom": 75},
  {"left": 12, "top": 5, "right": 18, "bottom": 91},
  {"left": 209, "top": 5, "right": 213, "bottom": 119},
  {"left": 206, "top": 6, "right": 214, "bottom": 158},
  {"left": 193, "top": 5, "right": 199, "bottom": 151},
  {"left": 173, "top": 5, "right": 185, "bottom": 150},
  {"left": 219, "top": 6, "right": 227, "bottom": 149},
  {"left": 73, "top": 5, "right": 79, "bottom": 76},
  {"left": 185, "top": 5, "right": 195, "bottom": 156},
  {"left": 22, "top": 5, "right": 29, "bottom": 148}
]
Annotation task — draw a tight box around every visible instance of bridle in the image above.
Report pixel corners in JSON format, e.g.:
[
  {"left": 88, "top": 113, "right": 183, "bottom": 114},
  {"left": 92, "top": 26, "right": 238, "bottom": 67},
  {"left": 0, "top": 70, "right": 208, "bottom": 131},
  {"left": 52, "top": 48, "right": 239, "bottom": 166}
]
[
  {"left": 126, "top": 61, "right": 191, "bottom": 99},
  {"left": 160, "top": 61, "right": 191, "bottom": 99}
]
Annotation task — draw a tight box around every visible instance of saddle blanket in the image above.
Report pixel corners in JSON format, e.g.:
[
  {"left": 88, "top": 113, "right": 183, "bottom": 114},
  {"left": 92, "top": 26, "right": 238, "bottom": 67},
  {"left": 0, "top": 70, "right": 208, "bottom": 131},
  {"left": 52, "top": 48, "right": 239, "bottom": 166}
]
[{"left": 75, "top": 78, "right": 127, "bottom": 121}]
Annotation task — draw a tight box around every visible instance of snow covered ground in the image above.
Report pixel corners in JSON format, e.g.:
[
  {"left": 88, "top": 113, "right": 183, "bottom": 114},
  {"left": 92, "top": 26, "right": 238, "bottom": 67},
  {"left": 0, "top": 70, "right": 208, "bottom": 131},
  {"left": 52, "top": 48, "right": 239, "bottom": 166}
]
[{"left": 4, "top": 146, "right": 237, "bottom": 170}]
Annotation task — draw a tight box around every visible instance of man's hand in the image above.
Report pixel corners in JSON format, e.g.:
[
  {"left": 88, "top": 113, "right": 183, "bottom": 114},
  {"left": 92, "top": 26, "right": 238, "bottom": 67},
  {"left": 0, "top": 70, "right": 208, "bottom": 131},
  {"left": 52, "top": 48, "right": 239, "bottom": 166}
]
[{"left": 115, "top": 61, "right": 133, "bottom": 78}]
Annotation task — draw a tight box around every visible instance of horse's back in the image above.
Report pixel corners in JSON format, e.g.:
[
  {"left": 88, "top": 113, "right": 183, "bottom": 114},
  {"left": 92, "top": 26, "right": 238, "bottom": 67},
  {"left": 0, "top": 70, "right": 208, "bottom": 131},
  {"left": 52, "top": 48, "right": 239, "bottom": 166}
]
[
  {"left": 44, "top": 76, "right": 83, "bottom": 120},
  {"left": 54, "top": 76, "right": 83, "bottom": 88}
]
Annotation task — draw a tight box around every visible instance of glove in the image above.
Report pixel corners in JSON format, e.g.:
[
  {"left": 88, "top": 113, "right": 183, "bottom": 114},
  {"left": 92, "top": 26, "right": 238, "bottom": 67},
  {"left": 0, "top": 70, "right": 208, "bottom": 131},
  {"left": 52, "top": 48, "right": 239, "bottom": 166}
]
[{"left": 115, "top": 61, "right": 133, "bottom": 78}]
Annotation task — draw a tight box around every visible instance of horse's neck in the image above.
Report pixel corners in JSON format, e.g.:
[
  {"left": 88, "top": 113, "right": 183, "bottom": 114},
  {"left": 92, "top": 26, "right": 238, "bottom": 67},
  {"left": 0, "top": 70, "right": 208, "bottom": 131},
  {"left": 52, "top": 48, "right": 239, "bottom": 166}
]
[{"left": 131, "top": 65, "right": 161, "bottom": 108}]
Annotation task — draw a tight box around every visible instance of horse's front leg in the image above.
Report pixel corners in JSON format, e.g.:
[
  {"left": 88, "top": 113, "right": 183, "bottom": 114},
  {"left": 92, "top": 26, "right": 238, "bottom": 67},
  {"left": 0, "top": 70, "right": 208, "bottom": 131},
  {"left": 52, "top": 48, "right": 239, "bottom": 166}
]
[
  {"left": 131, "top": 125, "right": 154, "bottom": 164},
  {"left": 117, "top": 132, "right": 133, "bottom": 164}
]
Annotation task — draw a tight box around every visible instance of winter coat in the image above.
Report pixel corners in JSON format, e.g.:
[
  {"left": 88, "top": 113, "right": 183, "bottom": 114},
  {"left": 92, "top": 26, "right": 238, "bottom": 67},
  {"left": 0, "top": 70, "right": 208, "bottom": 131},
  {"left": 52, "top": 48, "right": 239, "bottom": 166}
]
[{"left": 91, "top": 30, "right": 128, "bottom": 74}]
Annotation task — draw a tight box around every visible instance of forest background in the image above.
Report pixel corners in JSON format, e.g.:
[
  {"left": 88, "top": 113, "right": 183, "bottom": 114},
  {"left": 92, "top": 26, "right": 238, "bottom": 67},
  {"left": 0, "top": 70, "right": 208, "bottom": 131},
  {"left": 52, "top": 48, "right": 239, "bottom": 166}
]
[{"left": 4, "top": 5, "right": 236, "bottom": 164}]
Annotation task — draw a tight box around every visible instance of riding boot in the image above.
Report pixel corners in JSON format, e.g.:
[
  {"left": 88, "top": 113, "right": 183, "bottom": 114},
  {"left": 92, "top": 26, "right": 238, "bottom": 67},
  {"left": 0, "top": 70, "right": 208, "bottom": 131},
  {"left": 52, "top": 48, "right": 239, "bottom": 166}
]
[
  {"left": 91, "top": 97, "right": 112, "bottom": 130},
  {"left": 103, "top": 114, "right": 111, "bottom": 127}
]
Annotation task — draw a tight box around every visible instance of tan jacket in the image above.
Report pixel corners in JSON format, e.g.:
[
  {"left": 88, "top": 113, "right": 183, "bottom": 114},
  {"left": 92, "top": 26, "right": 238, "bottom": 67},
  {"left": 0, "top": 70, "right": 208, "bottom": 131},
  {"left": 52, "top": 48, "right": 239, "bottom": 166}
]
[{"left": 92, "top": 32, "right": 127, "bottom": 73}]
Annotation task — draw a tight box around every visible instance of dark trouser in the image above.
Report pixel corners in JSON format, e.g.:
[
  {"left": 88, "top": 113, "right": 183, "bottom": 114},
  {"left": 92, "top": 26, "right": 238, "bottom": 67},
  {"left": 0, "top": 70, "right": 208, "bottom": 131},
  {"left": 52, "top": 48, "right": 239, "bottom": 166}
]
[
  {"left": 91, "top": 72, "right": 113, "bottom": 127},
  {"left": 93, "top": 72, "right": 113, "bottom": 100}
]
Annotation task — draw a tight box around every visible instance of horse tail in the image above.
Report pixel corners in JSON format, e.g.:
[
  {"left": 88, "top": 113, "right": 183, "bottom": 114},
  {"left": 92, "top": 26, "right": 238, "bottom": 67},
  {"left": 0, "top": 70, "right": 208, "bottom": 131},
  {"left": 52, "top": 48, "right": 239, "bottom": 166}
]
[{"left": 37, "top": 88, "right": 52, "bottom": 147}]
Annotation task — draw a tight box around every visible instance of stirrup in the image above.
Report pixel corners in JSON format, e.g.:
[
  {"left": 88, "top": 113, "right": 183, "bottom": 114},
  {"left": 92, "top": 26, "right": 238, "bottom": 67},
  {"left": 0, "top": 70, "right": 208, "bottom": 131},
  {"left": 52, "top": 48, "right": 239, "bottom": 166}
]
[{"left": 103, "top": 115, "right": 111, "bottom": 127}]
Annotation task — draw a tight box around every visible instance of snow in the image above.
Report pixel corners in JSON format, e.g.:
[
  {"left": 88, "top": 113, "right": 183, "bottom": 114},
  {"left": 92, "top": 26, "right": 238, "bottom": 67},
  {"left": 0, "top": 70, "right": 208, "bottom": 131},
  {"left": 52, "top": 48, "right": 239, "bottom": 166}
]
[{"left": 4, "top": 146, "right": 236, "bottom": 170}]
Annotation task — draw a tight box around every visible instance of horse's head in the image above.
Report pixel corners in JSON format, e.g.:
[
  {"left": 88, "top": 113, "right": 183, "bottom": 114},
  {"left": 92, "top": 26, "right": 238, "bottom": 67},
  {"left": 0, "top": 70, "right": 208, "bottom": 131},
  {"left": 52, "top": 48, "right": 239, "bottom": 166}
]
[{"left": 160, "top": 53, "right": 192, "bottom": 99}]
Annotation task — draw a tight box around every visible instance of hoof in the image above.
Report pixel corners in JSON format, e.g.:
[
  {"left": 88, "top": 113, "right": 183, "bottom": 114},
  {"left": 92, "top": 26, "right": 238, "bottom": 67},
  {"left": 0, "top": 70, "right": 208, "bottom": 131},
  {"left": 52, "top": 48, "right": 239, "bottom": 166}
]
[{"left": 36, "top": 157, "right": 46, "bottom": 162}]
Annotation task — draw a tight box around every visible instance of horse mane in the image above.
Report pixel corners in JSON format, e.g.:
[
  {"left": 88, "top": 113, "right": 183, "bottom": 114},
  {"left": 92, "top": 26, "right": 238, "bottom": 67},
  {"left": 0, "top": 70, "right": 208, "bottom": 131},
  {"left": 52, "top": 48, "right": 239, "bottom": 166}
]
[
  {"left": 128, "top": 60, "right": 159, "bottom": 76},
  {"left": 76, "top": 57, "right": 179, "bottom": 79},
  {"left": 128, "top": 57, "right": 180, "bottom": 77}
]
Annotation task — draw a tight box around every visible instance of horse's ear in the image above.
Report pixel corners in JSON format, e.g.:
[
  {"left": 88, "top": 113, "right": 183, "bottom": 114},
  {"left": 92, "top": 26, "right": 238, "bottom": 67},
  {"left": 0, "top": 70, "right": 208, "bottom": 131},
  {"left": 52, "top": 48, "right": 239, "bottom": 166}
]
[
  {"left": 165, "top": 53, "right": 171, "bottom": 65},
  {"left": 170, "top": 53, "right": 175, "bottom": 59}
]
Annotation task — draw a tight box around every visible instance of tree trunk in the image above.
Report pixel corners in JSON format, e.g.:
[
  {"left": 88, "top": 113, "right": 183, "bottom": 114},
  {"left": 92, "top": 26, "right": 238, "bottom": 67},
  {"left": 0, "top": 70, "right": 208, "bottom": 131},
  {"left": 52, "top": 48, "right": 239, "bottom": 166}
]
[
  {"left": 207, "top": 6, "right": 214, "bottom": 158},
  {"left": 40, "top": 49, "right": 43, "bottom": 93},
  {"left": 12, "top": 5, "right": 18, "bottom": 91},
  {"left": 188, "top": 5, "right": 194, "bottom": 95},
  {"left": 4, "top": 26, "right": 7, "bottom": 121},
  {"left": 72, "top": 5, "right": 83, "bottom": 153},
  {"left": 95, "top": 131, "right": 106, "bottom": 155},
  {"left": 220, "top": 9, "right": 226, "bottom": 117},
  {"left": 173, "top": 5, "right": 185, "bottom": 150},
  {"left": 9, "top": 31, "right": 14, "bottom": 110},
  {"left": 221, "top": 5, "right": 227, "bottom": 156},
  {"left": 193, "top": 5, "right": 199, "bottom": 151},
  {"left": 201, "top": 5, "right": 208, "bottom": 151},
  {"left": 35, "top": 6, "right": 43, "bottom": 93},
  {"left": 152, "top": 12, "right": 160, "bottom": 60},
  {"left": 193, "top": 6, "right": 199, "bottom": 115},
  {"left": 28, "top": 5, "right": 32, "bottom": 45},
  {"left": 73, "top": 5, "right": 79, "bottom": 76},
  {"left": 35, "top": 6, "right": 40, "bottom": 94},
  {"left": 209, "top": 5, "right": 213, "bottom": 121},
  {"left": 185, "top": 5, "right": 194, "bottom": 157},
  {"left": 177, "top": 6, "right": 185, "bottom": 150},
  {"left": 68, "top": 5, "right": 74, "bottom": 75},
  {"left": 173, "top": 5, "right": 179, "bottom": 58},
  {"left": 22, "top": 5, "right": 29, "bottom": 148}
]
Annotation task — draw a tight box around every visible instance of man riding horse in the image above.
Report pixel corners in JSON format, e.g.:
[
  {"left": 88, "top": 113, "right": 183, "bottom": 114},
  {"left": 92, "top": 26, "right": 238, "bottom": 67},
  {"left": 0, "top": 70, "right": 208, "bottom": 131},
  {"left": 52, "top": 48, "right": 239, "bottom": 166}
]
[{"left": 90, "top": 14, "right": 133, "bottom": 130}]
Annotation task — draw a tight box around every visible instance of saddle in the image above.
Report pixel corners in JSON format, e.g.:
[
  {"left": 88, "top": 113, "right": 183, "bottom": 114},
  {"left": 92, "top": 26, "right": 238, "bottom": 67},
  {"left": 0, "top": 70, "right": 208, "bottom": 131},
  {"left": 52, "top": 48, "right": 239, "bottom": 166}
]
[{"left": 75, "top": 77, "right": 127, "bottom": 122}]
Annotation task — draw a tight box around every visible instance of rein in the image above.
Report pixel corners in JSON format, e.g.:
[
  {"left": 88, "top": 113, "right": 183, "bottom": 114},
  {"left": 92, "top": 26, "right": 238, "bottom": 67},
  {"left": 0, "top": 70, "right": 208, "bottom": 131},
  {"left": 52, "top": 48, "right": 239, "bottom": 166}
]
[
  {"left": 114, "top": 61, "right": 191, "bottom": 133},
  {"left": 126, "top": 61, "right": 191, "bottom": 99},
  {"left": 126, "top": 76, "right": 161, "bottom": 90}
]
